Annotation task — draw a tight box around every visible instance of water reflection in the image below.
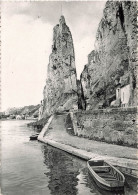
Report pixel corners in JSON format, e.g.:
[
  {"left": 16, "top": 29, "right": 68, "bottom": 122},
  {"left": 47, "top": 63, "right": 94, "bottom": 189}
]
[
  {"left": 41, "top": 144, "right": 137, "bottom": 195},
  {"left": 124, "top": 175, "right": 137, "bottom": 195},
  {"left": 42, "top": 145, "right": 79, "bottom": 195}
]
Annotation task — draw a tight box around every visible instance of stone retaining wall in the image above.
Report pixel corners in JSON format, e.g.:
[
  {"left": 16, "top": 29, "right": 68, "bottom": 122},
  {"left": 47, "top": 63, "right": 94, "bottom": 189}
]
[{"left": 73, "top": 107, "right": 137, "bottom": 147}]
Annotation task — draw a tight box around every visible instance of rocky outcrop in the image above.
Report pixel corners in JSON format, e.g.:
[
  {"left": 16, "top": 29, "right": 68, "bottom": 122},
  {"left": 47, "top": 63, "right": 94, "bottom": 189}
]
[
  {"left": 41, "top": 1, "right": 137, "bottom": 118},
  {"left": 80, "top": 1, "right": 137, "bottom": 110},
  {"left": 42, "top": 16, "right": 78, "bottom": 117}
]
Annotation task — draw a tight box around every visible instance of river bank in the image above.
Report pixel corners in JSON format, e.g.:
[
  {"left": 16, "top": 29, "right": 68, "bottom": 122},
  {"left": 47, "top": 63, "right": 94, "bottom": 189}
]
[
  {"left": 1, "top": 120, "right": 137, "bottom": 195},
  {"left": 38, "top": 114, "right": 138, "bottom": 178}
]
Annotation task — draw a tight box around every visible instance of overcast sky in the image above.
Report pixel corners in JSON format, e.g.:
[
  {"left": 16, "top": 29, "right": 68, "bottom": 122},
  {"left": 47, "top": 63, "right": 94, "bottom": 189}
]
[{"left": 1, "top": 1, "right": 106, "bottom": 111}]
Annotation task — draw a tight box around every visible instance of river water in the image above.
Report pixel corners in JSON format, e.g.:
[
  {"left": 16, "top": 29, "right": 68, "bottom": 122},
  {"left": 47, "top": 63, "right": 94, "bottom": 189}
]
[{"left": 1, "top": 120, "right": 137, "bottom": 195}]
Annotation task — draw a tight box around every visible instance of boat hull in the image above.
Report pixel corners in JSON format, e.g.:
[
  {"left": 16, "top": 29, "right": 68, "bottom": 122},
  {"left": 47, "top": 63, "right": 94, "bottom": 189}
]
[
  {"left": 88, "top": 170, "right": 124, "bottom": 191},
  {"left": 87, "top": 160, "right": 125, "bottom": 192},
  {"left": 30, "top": 134, "right": 39, "bottom": 140}
]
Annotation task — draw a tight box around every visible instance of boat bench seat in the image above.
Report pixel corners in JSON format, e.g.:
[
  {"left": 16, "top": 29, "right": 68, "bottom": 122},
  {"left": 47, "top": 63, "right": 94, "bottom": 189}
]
[
  {"left": 92, "top": 166, "right": 110, "bottom": 169},
  {"left": 92, "top": 166, "right": 110, "bottom": 172}
]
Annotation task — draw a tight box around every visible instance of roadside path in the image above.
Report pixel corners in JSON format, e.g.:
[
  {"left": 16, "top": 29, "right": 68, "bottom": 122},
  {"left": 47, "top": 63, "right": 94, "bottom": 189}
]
[
  {"left": 38, "top": 114, "right": 138, "bottom": 177},
  {"left": 45, "top": 114, "right": 137, "bottom": 160}
]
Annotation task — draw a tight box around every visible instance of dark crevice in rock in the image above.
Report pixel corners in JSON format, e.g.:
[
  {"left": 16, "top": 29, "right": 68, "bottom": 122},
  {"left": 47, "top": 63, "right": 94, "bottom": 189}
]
[
  {"left": 117, "top": 3, "right": 125, "bottom": 31},
  {"left": 77, "top": 80, "right": 86, "bottom": 110}
]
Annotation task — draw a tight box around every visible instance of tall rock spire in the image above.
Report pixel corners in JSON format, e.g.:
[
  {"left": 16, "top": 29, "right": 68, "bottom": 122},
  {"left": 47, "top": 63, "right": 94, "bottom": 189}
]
[
  {"left": 42, "top": 16, "right": 78, "bottom": 117},
  {"left": 59, "top": 15, "right": 66, "bottom": 25}
]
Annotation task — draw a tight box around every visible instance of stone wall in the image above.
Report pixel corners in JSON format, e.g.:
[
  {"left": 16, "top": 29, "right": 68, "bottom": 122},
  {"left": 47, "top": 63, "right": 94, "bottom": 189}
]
[{"left": 73, "top": 107, "right": 137, "bottom": 147}]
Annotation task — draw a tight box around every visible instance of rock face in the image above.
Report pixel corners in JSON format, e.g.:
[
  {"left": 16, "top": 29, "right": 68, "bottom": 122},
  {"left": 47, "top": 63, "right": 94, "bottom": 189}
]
[
  {"left": 80, "top": 1, "right": 137, "bottom": 110},
  {"left": 42, "top": 16, "right": 78, "bottom": 117},
  {"left": 41, "top": 1, "right": 137, "bottom": 118}
]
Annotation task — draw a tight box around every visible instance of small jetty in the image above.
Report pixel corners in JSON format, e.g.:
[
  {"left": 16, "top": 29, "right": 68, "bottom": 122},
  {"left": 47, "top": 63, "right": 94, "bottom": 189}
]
[{"left": 87, "top": 159, "right": 125, "bottom": 191}]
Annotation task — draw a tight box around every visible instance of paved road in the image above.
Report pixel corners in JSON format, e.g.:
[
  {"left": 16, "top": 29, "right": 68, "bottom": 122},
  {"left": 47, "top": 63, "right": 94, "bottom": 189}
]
[{"left": 45, "top": 114, "right": 138, "bottom": 161}]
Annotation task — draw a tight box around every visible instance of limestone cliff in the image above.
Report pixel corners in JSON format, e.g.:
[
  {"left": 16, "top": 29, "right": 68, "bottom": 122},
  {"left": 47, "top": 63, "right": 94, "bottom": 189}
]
[
  {"left": 42, "top": 16, "right": 78, "bottom": 117},
  {"left": 80, "top": 1, "right": 137, "bottom": 110}
]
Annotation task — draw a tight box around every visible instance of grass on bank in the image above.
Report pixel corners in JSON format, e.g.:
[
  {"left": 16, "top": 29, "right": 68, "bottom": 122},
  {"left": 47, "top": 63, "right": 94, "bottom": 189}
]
[{"left": 27, "top": 116, "right": 50, "bottom": 132}]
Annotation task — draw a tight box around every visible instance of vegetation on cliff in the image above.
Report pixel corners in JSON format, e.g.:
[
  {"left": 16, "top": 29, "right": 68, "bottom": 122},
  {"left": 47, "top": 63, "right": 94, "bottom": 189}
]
[{"left": 27, "top": 116, "right": 50, "bottom": 132}]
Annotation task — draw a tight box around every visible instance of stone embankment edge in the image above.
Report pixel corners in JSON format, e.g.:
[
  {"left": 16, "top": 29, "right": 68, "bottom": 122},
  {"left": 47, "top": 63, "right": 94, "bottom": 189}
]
[
  {"left": 38, "top": 115, "right": 54, "bottom": 139},
  {"left": 38, "top": 115, "right": 138, "bottom": 178}
]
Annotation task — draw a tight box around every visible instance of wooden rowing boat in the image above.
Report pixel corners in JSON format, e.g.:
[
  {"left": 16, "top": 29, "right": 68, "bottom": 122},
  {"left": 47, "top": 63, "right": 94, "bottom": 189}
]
[
  {"left": 30, "top": 133, "right": 39, "bottom": 140},
  {"left": 87, "top": 159, "right": 125, "bottom": 191}
]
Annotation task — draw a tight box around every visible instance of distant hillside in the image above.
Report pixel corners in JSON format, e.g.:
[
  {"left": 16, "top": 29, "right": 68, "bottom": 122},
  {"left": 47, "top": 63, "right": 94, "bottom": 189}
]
[{"left": 4, "top": 104, "right": 40, "bottom": 117}]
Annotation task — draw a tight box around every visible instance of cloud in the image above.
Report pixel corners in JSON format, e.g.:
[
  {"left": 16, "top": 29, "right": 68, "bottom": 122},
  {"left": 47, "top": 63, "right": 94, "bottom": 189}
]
[
  {"left": 2, "top": 1, "right": 105, "bottom": 34},
  {"left": 2, "top": 1, "right": 62, "bottom": 24}
]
